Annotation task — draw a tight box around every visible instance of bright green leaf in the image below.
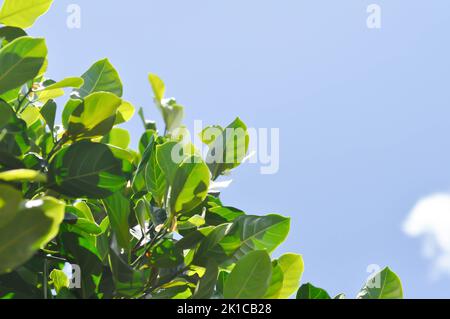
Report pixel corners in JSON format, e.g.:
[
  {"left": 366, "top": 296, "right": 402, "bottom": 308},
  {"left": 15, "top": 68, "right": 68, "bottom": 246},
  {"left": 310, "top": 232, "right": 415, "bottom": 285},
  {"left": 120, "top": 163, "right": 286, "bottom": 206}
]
[
  {"left": 115, "top": 101, "right": 135, "bottom": 125},
  {"left": 67, "top": 92, "right": 122, "bottom": 140},
  {"left": 169, "top": 155, "right": 210, "bottom": 215},
  {"left": 0, "top": 196, "right": 64, "bottom": 274},
  {"left": 0, "top": 184, "right": 21, "bottom": 228},
  {"left": 224, "top": 250, "right": 272, "bottom": 299},
  {"left": 0, "top": 0, "right": 53, "bottom": 29},
  {"left": 101, "top": 127, "right": 130, "bottom": 149},
  {"left": 49, "top": 269, "right": 70, "bottom": 294},
  {"left": 265, "top": 253, "right": 304, "bottom": 299},
  {"left": 0, "top": 168, "right": 46, "bottom": 183}
]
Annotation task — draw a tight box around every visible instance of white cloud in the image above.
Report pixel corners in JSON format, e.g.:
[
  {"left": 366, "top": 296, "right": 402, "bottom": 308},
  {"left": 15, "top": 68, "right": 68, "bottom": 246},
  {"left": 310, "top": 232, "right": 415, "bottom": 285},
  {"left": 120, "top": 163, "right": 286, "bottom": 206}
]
[{"left": 403, "top": 193, "right": 450, "bottom": 279}]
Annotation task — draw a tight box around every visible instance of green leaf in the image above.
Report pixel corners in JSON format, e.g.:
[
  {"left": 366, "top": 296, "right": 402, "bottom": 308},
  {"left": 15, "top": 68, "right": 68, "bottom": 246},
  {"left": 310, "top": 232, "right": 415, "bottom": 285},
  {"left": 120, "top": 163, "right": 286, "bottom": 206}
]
[
  {"left": 49, "top": 269, "right": 69, "bottom": 294},
  {"left": 192, "top": 261, "right": 219, "bottom": 299},
  {"left": 0, "top": 196, "right": 65, "bottom": 274},
  {"left": 169, "top": 155, "right": 210, "bottom": 215},
  {"left": 0, "top": 26, "right": 27, "bottom": 46},
  {"left": 64, "top": 205, "right": 102, "bottom": 236},
  {"left": 20, "top": 104, "right": 41, "bottom": 126},
  {"left": 36, "top": 77, "right": 83, "bottom": 91},
  {"left": 264, "top": 260, "right": 284, "bottom": 299},
  {"left": 0, "top": 37, "right": 47, "bottom": 94},
  {"left": 64, "top": 213, "right": 102, "bottom": 236},
  {"left": 148, "top": 73, "right": 165, "bottom": 102},
  {"left": 75, "top": 58, "right": 123, "bottom": 98},
  {"left": 115, "top": 101, "right": 135, "bottom": 125},
  {"left": 216, "top": 271, "right": 229, "bottom": 296},
  {"left": 109, "top": 241, "right": 150, "bottom": 297},
  {"left": 60, "top": 232, "right": 103, "bottom": 298},
  {"left": 265, "top": 253, "right": 304, "bottom": 299},
  {"left": 144, "top": 143, "right": 166, "bottom": 206},
  {"left": 67, "top": 92, "right": 123, "bottom": 140},
  {"left": 148, "top": 74, "right": 184, "bottom": 133},
  {"left": 139, "top": 129, "right": 156, "bottom": 155},
  {"left": 218, "top": 214, "right": 290, "bottom": 261},
  {"left": 176, "top": 226, "right": 215, "bottom": 251},
  {"left": 206, "top": 206, "right": 244, "bottom": 225},
  {"left": 149, "top": 239, "right": 184, "bottom": 268},
  {"left": 134, "top": 198, "right": 150, "bottom": 231},
  {"left": 224, "top": 250, "right": 272, "bottom": 299},
  {"left": 0, "top": 184, "right": 22, "bottom": 228},
  {"left": 0, "top": 169, "right": 46, "bottom": 183},
  {"left": 34, "top": 78, "right": 82, "bottom": 104},
  {"left": 205, "top": 117, "right": 249, "bottom": 180},
  {"left": 102, "top": 192, "right": 131, "bottom": 252},
  {"left": 162, "top": 102, "right": 184, "bottom": 134},
  {"left": 357, "top": 267, "right": 403, "bottom": 299},
  {"left": 48, "top": 141, "right": 127, "bottom": 198},
  {"left": 40, "top": 99, "right": 56, "bottom": 133},
  {"left": 156, "top": 141, "right": 182, "bottom": 185},
  {"left": 151, "top": 281, "right": 193, "bottom": 299},
  {"left": 200, "top": 125, "right": 223, "bottom": 145},
  {"left": 0, "top": 0, "right": 53, "bottom": 29},
  {"left": 101, "top": 127, "right": 130, "bottom": 149},
  {"left": 0, "top": 101, "right": 29, "bottom": 157},
  {"left": 296, "top": 283, "right": 331, "bottom": 299}
]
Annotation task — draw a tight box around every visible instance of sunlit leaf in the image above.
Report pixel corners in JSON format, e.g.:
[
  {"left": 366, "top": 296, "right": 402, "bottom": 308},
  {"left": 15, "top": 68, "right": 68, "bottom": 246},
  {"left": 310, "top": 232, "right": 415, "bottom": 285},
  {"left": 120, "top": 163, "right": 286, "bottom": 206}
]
[
  {"left": 75, "top": 58, "right": 123, "bottom": 98},
  {"left": 205, "top": 117, "right": 249, "bottom": 180},
  {"left": 224, "top": 250, "right": 272, "bottom": 299},
  {"left": 66, "top": 92, "right": 122, "bottom": 140},
  {"left": 0, "top": 0, "right": 53, "bottom": 29},
  {"left": 169, "top": 155, "right": 210, "bottom": 215},
  {"left": 0, "top": 169, "right": 46, "bottom": 183},
  {"left": 0, "top": 196, "right": 64, "bottom": 274}
]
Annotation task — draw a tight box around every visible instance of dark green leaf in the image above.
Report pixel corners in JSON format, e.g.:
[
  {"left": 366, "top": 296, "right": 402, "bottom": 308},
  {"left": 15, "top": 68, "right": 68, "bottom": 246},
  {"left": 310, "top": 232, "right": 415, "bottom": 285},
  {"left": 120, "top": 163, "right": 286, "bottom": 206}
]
[
  {"left": 0, "top": 26, "right": 27, "bottom": 46},
  {"left": 0, "top": 37, "right": 47, "bottom": 94},
  {"left": 296, "top": 283, "right": 331, "bottom": 299},
  {"left": 40, "top": 99, "right": 56, "bottom": 133},
  {"left": 48, "top": 141, "right": 126, "bottom": 198},
  {"left": 102, "top": 192, "right": 131, "bottom": 252},
  {"left": 192, "top": 261, "right": 218, "bottom": 299}
]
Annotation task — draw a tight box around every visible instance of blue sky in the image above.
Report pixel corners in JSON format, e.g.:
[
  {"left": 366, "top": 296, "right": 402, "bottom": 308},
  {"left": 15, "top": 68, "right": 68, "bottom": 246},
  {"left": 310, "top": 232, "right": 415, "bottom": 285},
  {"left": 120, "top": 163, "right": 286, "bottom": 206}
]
[{"left": 29, "top": 1, "right": 450, "bottom": 298}]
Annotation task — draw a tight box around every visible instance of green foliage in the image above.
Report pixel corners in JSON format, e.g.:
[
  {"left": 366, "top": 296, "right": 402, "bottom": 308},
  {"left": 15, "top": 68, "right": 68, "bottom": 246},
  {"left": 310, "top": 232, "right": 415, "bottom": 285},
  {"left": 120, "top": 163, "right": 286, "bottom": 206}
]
[
  {"left": 296, "top": 267, "right": 404, "bottom": 299},
  {"left": 0, "top": 1, "right": 403, "bottom": 299},
  {"left": 0, "top": 0, "right": 53, "bottom": 29},
  {"left": 357, "top": 267, "right": 403, "bottom": 299},
  {"left": 224, "top": 250, "right": 272, "bottom": 299},
  {"left": 297, "top": 283, "right": 331, "bottom": 299},
  {"left": 0, "top": 37, "right": 47, "bottom": 94}
]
